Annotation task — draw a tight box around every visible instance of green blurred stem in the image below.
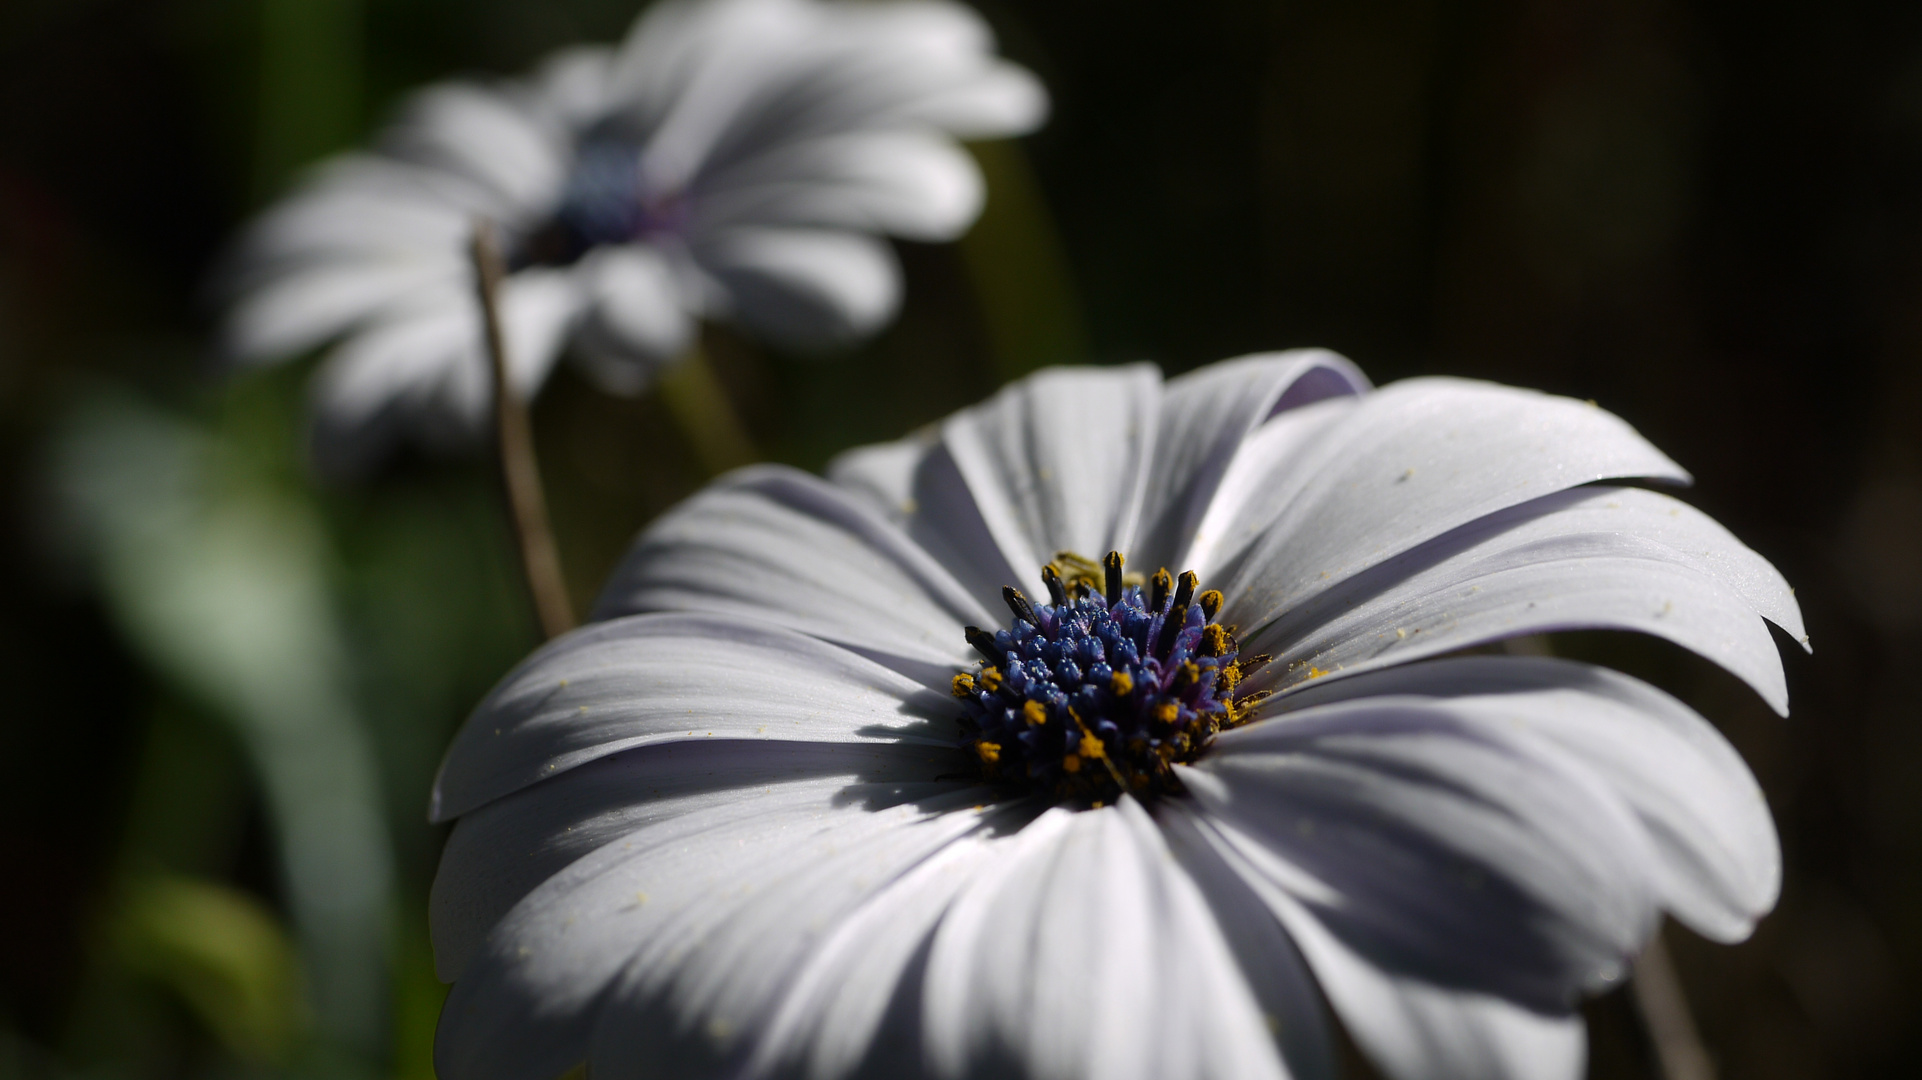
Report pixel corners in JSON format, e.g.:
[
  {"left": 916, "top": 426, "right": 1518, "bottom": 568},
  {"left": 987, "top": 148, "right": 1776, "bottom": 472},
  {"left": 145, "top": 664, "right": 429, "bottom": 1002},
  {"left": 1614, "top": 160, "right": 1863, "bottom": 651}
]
[
  {"left": 1632, "top": 930, "right": 1716, "bottom": 1080},
  {"left": 657, "top": 342, "right": 757, "bottom": 477},
  {"left": 471, "top": 222, "right": 576, "bottom": 641}
]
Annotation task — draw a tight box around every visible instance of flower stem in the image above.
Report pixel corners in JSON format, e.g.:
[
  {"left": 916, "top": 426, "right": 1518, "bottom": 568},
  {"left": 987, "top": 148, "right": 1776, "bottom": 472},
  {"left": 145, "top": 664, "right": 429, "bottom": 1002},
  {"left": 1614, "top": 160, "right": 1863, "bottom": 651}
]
[
  {"left": 1632, "top": 928, "right": 1717, "bottom": 1080},
  {"left": 471, "top": 221, "right": 575, "bottom": 641},
  {"left": 656, "top": 339, "right": 757, "bottom": 478}
]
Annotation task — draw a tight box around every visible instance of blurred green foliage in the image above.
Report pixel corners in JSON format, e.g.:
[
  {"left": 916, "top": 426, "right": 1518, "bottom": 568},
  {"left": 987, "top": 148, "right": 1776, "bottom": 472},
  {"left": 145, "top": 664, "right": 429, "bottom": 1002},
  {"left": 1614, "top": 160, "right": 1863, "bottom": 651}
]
[{"left": 112, "top": 875, "right": 309, "bottom": 1065}]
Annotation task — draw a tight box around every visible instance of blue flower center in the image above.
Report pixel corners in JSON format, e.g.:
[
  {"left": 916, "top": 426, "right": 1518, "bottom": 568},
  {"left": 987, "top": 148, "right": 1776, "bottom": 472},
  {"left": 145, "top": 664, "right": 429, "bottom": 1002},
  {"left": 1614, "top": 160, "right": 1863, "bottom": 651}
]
[
  {"left": 954, "top": 551, "right": 1267, "bottom": 804},
  {"left": 513, "top": 137, "right": 688, "bottom": 268}
]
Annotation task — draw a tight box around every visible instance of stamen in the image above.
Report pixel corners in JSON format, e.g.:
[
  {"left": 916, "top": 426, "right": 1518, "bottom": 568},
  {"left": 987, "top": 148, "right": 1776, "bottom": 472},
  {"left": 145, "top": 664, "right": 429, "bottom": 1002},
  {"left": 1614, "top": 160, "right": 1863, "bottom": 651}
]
[
  {"left": 1172, "top": 571, "right": 1198, "bottom": 614},
  {"left": 1003, "top": 586, "right": 1038, "bottom": 627},
  {"left": 1041, "top": 564, "right": 1069, "bottom": 607},
  {"left": 965, "top": 626, "right": 1000, "bottom": 664},
  {"left": 954, "top": 554, "right": 1250, "bottom": 804},
  {"left": 1199, "top": 624, "right": 1232, "bottom": 657},
  {"left": 1154, "top": 570, "right": 1200, "bottom": 658}
]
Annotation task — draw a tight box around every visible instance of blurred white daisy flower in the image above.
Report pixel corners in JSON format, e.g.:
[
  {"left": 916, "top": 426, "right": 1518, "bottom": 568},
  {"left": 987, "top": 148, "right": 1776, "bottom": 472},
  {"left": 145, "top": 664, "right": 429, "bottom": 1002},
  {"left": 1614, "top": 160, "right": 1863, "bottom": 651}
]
[
  {"left": 427, "top": 351, "right": 1805, "bottom": 1080},
  {"left": 219, "top": 0, "right": 1046, "bottom": 470}
]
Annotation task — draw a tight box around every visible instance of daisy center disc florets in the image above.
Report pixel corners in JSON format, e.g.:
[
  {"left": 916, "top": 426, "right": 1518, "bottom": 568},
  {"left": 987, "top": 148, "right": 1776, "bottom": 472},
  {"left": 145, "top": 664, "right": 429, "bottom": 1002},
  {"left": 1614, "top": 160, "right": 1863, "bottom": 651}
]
[
  {"left": 953, "top": 551, "right": 1266, "bottom": 805},
  {"left": 514, "top": 136, "right": 689, "bottom": 268}
]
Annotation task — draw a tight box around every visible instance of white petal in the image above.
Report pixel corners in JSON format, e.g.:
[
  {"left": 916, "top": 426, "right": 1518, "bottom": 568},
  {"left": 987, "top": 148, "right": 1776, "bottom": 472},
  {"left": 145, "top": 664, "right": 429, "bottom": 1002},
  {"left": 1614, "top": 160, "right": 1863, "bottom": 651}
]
[
  {"left": 1133, "top": 350, "right": 1369, "bottom": 573},
  {"left": 1574, "top": 486, "right": 1806, "bottom": 647},
  {"left": 1243, "top": 485, "right": 1795, "bottom": 714},
  {"left": 697, "top": 227, "right": 901, "bottom": 349},
  {"left": 591, "top": 465, "right": 991, "bottom": 682},
  {"left": 436, "top": 785, "right": 992, "bottom": 1080},
  {"left": 570, "top": 244, "right": 695, "bottom": 393},
  {"left": 941, "top": 364, "right": 1162, "bottom": 582},
  {"left": 825, "top": 429, "right": 936, "bottom": 523},
  {"left": 430, "top": 613, "right": 954, "bottom": 822},
  {"left": 587, "top": 793, "right": 998, "bottom": 1080},
  {"left": 895, "top": 60, "right": 1049, "bottom": 137},
  {"left": 497, "top": 267, "right": 588, "bottom": 394},
  {"left": 307, "top": 268, "right": 584, "bottom": 471},
  {"left": 617, "top": 0, "right": 1043, "bottom": 194},
  {"left": 382, "top": 82, "right": 567, "bottom": 214},
  {"left": 524, "top": 45, "right": 618, "bottom": 128},
  {"left": 743, "top": 826, "right": 1015, "bottom": 1080},
  {"left": 696, "top": 130, "right": 984, "bottom": 241},
  {"left": 608, "top": 0, "right": 815, "bottom": 164},
  {"left": 230, "top": 155, "right": 490, "bottom": 272},
  {"left": 923, "top": 800, "right": 1288, "bottom": 1080},
  {"left": 1156, "top": 804, "right": 1337, "bottom": 1080},
  {"left": 789, "top": 1, "right": 1047, "bottom": 137},
  {"left": 224, "top": 257, "right": 461, "bottom": 363},
  {"left": 431, "top": 738, "right": 966, "bottom": 983},
  {"left": 1270, "top": 656, "right": 1780, "bottom": 943},
  {"left": 309, "top": 292, "right": 479, "bottom": 472},
  {"left": 1277, "top": 876, "right": 1584, "bottom": 1080},
  {"left": 824, "top": 432, "right": 1028, "bottom": 619},
  {"left": 1186, "top": 694, "right": 1659, "bottom": 1009},
  {"left": 1213, "top": 378, "right": 1690, "bottom": 631},
  {"left": 1182, "top": 805, "right": 1588, "bottom": 1080}
]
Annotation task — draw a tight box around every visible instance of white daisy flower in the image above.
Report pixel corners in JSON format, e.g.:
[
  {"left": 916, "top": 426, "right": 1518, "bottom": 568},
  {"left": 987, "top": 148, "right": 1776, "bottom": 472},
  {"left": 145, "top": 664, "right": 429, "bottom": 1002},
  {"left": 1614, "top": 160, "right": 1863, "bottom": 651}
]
[
  {"left": 219, "top": 0, "right": 1046, "bottom": 470},
  {"left": 427, "top": 351, "right": 1804, "bottom": 1080}
]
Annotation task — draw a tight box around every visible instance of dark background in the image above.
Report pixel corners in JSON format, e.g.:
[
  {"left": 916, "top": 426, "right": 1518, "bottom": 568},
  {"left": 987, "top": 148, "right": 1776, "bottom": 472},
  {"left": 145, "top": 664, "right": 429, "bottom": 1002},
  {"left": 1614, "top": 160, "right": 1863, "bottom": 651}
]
[{"left": 2, "top": 0, "right": 1918, "bottom": 1077}]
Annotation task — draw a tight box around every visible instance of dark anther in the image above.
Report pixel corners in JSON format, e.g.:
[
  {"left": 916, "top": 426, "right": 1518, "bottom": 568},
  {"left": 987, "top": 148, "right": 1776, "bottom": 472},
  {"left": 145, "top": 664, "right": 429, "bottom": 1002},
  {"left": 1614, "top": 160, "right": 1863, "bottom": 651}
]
[
  {"left": 1103, "top": 551, "right": 1125, "bottom": 607},
  {"left": 1041, "top": 563, "right": 1069, "bottom": 607},
  {"left": 965, "top": 626, "right": 1001, "bottom": 664},
  {"left": 1171, "top": 661, "right": 1200, "bottom": 693},
  {"left": 1198, "top": 589, "right": 1223, "bottom": 621},
  {"left": 1003, "top": 586, "right": 1038, "bottom": 627},
  {"left": 1236, "top": 653, "right": 1273, "bottom": 678},
  {"left": 1149, "top": 568, "right": 1173, "bottom": 613},
  {"left": 1172, "top": 571, "right": 1198, "bottom": 614},
  {"left": 1155, "top": 570, "right": 1201, "bottom": 657},
  {"left": 1199, "top": 624, "right": 1232, "bottom": 657}
]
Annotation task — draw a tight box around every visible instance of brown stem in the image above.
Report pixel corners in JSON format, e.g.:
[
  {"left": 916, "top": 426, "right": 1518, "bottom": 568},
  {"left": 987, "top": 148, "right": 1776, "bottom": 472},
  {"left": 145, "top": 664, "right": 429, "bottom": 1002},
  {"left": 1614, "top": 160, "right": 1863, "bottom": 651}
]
[
  {"left": 471, "top": 221, "right": 575, "bottom": 640},
  {"left": 1632, "top": 928, "right": 1717, "bottom": 1080}
]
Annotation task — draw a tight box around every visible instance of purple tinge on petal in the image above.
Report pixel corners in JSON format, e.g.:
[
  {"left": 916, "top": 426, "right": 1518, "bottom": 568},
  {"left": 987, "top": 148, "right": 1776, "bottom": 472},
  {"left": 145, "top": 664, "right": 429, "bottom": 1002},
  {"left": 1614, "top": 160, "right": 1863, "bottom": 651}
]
[
  {"left": 1241, "top": 484, "right": 1796, "bottom": 715},
  {"left": 1266, "top": 656, "right": 1781, "bottom": 944},
  {"left": 1212, "top": 377, "right": 1691, "bottom": 632},
  {"left": 429, "top": 611, "right": 956, "bottom": 823},
  {"left": 1184, "top": 693, "right": 1660, "bottom": 1012}
]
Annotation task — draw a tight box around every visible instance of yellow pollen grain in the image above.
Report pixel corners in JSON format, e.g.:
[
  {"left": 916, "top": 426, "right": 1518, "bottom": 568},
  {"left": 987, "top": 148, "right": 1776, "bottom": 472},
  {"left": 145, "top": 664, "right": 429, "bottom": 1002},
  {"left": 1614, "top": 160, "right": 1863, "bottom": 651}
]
[
  {"left": 1307, "top": 666, "right": 1330, "bottom": 680},
  {"left": 1023, "top": 700, "right": 1048, "bottom": 726},
  {"left": 979, "top": 667, "right": 1003, "bottom": 692},
  {"left": 1062, "top": 754, "right": 1082, "bottom": 774},
  {"left": 951, "top": 673, "right": 975, "bottom": 698},
  {"left": 975, "top": 741, "right": 1002, "bottom": 764},
  {"left": 1110, "top": 670, "right": 1133, "bottom": 696},
  {"left": 1154, "top": 702, "right": 1179, "bottom": 724},
  {"left": 1079, "top": 736, "right": 1107, "bottom": 761},
  {"left": 1201, "top": 624, "right": 1231, "bottom": 654},
  {"left": 1218, "top": 665, "right": 1241, "bottom": 690}
]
